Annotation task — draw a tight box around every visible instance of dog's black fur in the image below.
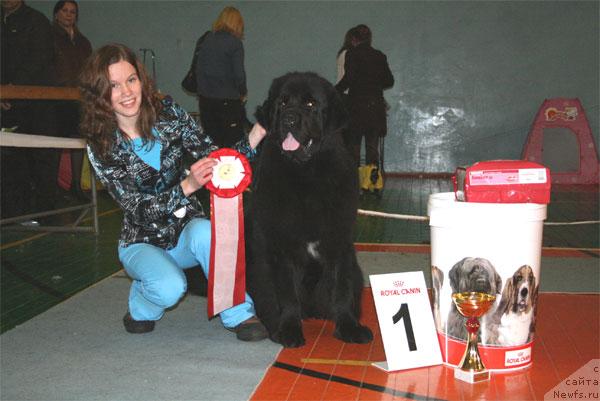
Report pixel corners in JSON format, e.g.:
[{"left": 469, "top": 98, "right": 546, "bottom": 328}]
[{"left": 246, "top": 72, "right": 372, "bottom": 348}]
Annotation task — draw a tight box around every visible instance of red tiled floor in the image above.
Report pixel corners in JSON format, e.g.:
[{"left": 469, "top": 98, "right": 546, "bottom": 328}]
[{"left": 250, "top": 291, "right": 599, "bottom": 401}]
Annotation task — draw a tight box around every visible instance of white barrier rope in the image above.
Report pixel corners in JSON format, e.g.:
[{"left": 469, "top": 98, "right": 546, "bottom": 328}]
[
  {"left": 357, "top": 209, "right": 600, "bottom": 226},
  {"left": 3, "top": 133, "right": 595, "bottom": 228},
  {"left": 544, "top": 220, "right": 600, "bottom": 226},
  {"left": 0, "top": 131, "right": 86, "bottom": 149},
  {"left": 357, "top": 209, "right": 428, "bottom": 221}
]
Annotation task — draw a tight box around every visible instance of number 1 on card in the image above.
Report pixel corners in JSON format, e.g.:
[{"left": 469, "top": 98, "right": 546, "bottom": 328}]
[
  {"left": 392, "top": 303, "right": 417, "bottom": 351},
  {"left": 370, "top": 271, "right": 442, "bottom": 372}
]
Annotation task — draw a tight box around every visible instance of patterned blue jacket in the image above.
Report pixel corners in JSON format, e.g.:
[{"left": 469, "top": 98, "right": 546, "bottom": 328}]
[{"left": 87, "top": 97, "right": 255, "bottom": 249}]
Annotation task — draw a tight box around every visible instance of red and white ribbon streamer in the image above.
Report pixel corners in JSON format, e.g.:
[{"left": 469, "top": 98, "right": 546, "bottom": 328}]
[{"left": 205, "top": 149, "right": 252, "bottom": 318}]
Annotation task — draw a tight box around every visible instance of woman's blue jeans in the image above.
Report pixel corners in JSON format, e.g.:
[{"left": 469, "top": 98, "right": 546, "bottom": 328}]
[{"left": 118, "top": 218, "right": 255, "bottom": 328}]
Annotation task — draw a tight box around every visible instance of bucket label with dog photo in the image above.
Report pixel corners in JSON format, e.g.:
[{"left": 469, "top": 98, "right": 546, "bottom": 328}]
[{"left": 428, "top": 192, "right": 547, "bottom": 371}]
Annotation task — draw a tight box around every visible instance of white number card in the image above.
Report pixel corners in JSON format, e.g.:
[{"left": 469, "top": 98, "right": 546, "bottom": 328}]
[{"left": 369, "top": 271, "right": 442, "bottom": 372}]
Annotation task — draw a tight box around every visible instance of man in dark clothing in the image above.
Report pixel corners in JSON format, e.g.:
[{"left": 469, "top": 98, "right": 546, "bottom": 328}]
[
  {"left": 335, "top": 24, "right": 394, "bottom": 168},
  {"left": 1, "top": 0, "right": 59, "bottom": 219}
]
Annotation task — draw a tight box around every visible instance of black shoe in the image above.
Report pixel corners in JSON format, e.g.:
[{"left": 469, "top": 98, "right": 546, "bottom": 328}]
[
  {"left": 227, "top": 316, "right": 268, "bottom": 342},
  {"left": 123, "top": 312, "right": 155, "bottom": 334}
]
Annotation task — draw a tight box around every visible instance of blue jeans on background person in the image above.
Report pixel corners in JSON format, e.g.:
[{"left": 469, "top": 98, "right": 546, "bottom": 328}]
[{"left": 118, "top": 218, "right": 255, "bottom": 329}]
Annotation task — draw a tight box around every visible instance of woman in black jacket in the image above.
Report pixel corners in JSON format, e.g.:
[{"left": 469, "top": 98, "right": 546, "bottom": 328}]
[
  {"left": 195, "top": 6, "right": 248, "bottom": 148},
  {"left": 336, "top": 25, "right": 394, "bottom": 169}
]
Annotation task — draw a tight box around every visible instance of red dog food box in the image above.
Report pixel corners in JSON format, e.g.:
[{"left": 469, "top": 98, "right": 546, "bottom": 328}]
[{"left": 453, "top": 160, "right": 551, "bottom": 204}]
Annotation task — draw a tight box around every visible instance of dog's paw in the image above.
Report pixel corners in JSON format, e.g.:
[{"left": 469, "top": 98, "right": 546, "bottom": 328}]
[
  {"left": 275, "top": 322, "right": 305, "bottom": 348},
  {"left": 334, "top": 323, "right": 373, "bottom": 344}
]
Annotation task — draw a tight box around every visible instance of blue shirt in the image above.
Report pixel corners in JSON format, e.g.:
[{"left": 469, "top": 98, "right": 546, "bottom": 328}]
[{"left": 131, "top": 131, "right": 161, "bottom": 170}]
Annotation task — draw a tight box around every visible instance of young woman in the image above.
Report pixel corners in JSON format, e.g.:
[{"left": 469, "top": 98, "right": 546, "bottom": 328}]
[{"left": 79, "top": 43, "right": 267, "bottom": 340}]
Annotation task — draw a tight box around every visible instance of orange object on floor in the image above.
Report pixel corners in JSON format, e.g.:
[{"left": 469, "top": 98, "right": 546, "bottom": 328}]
[{"left": 251, "top": 290, "right": 599, "bottom": 401}]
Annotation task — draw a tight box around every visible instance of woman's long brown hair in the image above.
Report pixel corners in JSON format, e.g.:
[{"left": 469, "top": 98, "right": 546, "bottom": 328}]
[{"left": 78, "top": 43, "right": 162, "bottom": 159}]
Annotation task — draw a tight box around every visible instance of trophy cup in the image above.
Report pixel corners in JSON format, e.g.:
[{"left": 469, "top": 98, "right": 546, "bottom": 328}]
[{"left": 451, "top": 292, "right": 496, "bottom": 383}]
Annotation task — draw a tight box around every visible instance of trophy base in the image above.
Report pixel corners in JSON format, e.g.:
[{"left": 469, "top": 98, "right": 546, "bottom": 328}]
[{"left": 454, "top": 368, "right": 491, "bottom": 383}]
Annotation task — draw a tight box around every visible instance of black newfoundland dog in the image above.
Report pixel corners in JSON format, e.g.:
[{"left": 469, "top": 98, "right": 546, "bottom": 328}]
[{"left": 246, "top": 72, "right": 373, "bottom": 348}]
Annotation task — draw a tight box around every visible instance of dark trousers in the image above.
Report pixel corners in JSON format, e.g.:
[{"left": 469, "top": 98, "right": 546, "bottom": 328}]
[
  {"left": 0, "top": 100, "right": 59, "bottom": 218},
  {"left": 197, "top": 95, "right": 246, "bottom": 148},
  {"left": 347, "top": 96, "right": 387, "bottom": 167},
  {"left": 1, "top": 147, "right": 60, "bottom": 218},
  {"left": 56, "top": 101, "right": 84, "bottom": 191}
]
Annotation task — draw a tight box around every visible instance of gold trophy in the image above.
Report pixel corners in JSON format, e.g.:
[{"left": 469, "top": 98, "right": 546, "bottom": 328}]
[{"left": 451, "top": 292, "right": 496, "bottom": 383}]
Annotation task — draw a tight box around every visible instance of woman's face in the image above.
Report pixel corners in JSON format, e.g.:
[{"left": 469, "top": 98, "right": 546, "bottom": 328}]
[
  {"left": 108, "top": 60, "right": 142, "bottom": 129},
  {"left": 55, "top": 2, "right": 77, "bottom": 30}
]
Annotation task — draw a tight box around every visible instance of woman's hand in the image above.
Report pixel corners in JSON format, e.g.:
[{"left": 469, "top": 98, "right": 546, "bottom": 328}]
[
  {"left": 248, "top": 122, "right": 267, "bottom": 149},
  {"left": 181, "top": 157, "right": 217, "bottom": 196}
]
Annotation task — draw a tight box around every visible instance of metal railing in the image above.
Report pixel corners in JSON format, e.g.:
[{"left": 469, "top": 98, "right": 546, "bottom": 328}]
[{"left": 0, "top": 85, "right": 99, "bottom": 234}]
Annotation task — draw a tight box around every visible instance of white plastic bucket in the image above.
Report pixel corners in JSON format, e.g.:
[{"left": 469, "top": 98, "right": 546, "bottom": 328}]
[{"left": 428, "top": 192, "right": 547, "bottom": 371}]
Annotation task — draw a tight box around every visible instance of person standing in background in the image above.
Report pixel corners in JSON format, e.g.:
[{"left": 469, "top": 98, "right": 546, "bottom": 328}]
[
  {"left": 195, "top": 6, "right": 248, "bottom": 148},
  {"left": 335, "top": 24, "right": 394, "bottom": 169},
  {"left": 1, "top": 0, "right": 59, "bottom": 220},
  {"left": 52, "top": 0, "right": 92, "bottom": 200}
]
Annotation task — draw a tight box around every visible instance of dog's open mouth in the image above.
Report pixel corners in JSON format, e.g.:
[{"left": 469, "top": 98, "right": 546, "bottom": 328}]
[
  {"left": 282, "top": 132, "right": 300, "bottom": 151},
  {"left": 517, "top": 299, "right": 528, "bottom": 311},
  {"left": 281, "top": 132, "right": 313, "bottom": 154}
]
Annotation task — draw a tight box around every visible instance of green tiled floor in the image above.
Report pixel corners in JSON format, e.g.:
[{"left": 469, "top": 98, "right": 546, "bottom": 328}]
[
  {"left": 1, "top": 192, "right": 123, "bottom": 332},
  {"left": 1, "top": 178, "right": 598, "bottom": 333}
]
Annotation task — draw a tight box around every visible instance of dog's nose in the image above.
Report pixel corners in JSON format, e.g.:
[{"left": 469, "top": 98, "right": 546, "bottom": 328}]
[
  {"left": 282, "top": 112, "right": 298, "bottom": 128},
  {"left": 520, "top": 287, "right": 528, "bottom": 298}
]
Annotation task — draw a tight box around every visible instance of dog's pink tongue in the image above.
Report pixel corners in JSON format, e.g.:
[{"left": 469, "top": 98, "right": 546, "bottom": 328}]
[{"left": 282, "top": 132, "right": 300, "bottom": 151}]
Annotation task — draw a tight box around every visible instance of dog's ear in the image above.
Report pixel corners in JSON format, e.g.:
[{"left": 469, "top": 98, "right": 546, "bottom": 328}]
[
  {"left": 255, "top": 74, "right": 288, "bottom": 131},
  {"left": 499, "top": 278, "right": 515, "bottom": 313},
  {"left": 448, "top": 258, "right": 466, "bottom": 293},
  {"left": 325, "top": 80, "right": 349, "bottom": 133},
  {"left": 493, "top": 288, "right": 507, "bottom": 317},
  {"left": 531, "top": 282, "right": 539, "bottom": 304},
  {"left": 432, "top": 265, "right": 444, "bottom": 288}
]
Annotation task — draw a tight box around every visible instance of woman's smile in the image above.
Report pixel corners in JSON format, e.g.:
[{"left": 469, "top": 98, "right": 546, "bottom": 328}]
[{"left": 109, "top": 60, "right": 142, "bottom": 133}]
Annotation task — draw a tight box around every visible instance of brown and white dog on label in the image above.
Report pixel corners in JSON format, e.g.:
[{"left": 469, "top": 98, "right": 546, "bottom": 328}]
[{"left": 488, "top": 265, "right": 538, "bottom": 346}]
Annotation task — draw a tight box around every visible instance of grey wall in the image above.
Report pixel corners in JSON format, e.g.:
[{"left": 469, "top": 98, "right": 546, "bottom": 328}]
[{"left": 32, "top": 0, "right": 599, "bottom": 173}]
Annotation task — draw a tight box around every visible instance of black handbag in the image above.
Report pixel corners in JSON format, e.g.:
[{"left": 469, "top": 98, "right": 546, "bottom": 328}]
[
  {"left": 181, "top": 65, "right": 196, "bottom": 93},
  {"left": 181, "top": 31, "right": 210, "bottom": 94}
]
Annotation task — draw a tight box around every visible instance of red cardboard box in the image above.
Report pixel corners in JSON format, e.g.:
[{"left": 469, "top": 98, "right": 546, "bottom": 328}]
[{"left": 453, "top": 160, "right": 551, "bottom": 204}]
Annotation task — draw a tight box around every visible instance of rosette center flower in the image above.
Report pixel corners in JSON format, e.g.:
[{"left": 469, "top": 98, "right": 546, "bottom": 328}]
[{"left": 212, "top": 155, "right": 245, "bottom": 189}]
